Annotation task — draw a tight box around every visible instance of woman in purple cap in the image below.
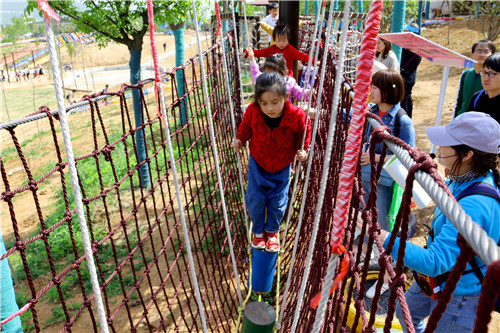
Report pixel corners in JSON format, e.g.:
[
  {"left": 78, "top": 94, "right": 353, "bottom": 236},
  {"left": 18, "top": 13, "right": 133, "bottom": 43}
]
[{"left": 364, "top": 112, "right": 500, "bottom": 332}]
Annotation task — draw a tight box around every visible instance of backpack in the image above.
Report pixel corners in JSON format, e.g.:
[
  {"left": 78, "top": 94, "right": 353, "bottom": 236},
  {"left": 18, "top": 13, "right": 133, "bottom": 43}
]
[{"left": 455, "top": 182, "right": 500, "bottom": 313}]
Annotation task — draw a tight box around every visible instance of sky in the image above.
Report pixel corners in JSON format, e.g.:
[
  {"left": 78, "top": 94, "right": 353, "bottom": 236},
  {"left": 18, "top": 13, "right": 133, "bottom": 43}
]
[{"left": 1, "top": 1, "right": 37, "bottom": 26}]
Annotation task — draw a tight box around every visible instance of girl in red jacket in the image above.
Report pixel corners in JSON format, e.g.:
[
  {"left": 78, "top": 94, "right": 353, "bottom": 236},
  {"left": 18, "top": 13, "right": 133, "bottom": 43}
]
[
  {"left": 243, "top": 25, "right": 310, "bottom": 77},
  {"left": 232, "top": 72, "right": 312, "bottom": 252}
]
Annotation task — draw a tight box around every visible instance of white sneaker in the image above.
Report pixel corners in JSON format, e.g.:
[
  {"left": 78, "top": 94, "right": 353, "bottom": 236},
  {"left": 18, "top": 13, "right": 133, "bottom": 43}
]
[{"left": 366, "top": 282, "right": 389, "bottom": 299}]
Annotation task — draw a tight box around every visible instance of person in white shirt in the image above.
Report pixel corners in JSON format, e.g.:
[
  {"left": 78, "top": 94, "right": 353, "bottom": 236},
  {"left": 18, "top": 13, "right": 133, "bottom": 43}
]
[
  {"left": 261, "top": 2, "right": 279, "bottom": 44},
  {"left": 376, "top": 37, "right": 400, "bottom": 72}
]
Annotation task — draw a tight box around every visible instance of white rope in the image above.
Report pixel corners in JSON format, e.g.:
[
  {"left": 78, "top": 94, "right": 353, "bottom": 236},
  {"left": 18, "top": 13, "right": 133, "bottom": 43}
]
[
  {"left": 310, "top": 2, "right": 352, "bottom": 331},
  {"left": 208, "top": 0, "right": 245, "bottom": 305},
  {"left": 289, "top": 2, "right": 340, "bottom": 332},
  {"left": 230, "top": 0, "right": 246, "bottom": 112},
  {"left": 155, "top": 81, "right": 209, "bottom": 332},
  {"left": 365, "top": 115, "right": 500, "bottom": 265},
  {"left": 277, "top": 3, "right": 327, "bottom": 329},
  {"left": 229, "top": 0, "right": 251, "bottom": 246},
  {"left": 42, "top": 15, "right": 109, "bottom": 333}
]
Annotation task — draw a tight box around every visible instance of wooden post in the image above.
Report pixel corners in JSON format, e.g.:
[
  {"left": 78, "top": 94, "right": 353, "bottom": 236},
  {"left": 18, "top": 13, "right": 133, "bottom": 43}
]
[
  {"left": 241, "top": 302, "right": 276, "bottom": 333},
  {"left": 11, "top": 53, "right": 17, "bottom": 81},
  {"left": 279, "top": 1, "right": 300, "bottom": 78},
  {"left": 4, "top": 54, "right": 10, "bottom": 83}
]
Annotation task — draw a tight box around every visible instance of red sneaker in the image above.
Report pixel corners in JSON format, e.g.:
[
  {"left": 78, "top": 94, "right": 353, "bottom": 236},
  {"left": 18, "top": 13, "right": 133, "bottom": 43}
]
[
  {"left": 252, "top": 233, "right": 266, "bottom": 250},
  {"left": 266, "top": 232, "right": 279, "bottom": 252}
]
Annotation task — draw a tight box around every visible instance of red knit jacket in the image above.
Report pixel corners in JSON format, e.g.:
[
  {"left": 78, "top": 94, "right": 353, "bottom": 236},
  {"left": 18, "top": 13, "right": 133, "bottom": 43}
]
[
  {"left": 237, "top": 101, "right": 312, "bottom": 173},
  {"left": 252, "top": 44, "right": 310, "bottom": 76}
]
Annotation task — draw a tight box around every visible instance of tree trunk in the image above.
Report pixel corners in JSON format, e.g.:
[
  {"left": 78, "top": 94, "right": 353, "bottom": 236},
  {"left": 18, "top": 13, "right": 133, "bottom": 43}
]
[
  {"left": 170, "top": 22, "right": 188, "bottom": 125},
  {"left": 129, "top": 48, "right": 151, "bottom": 188}
]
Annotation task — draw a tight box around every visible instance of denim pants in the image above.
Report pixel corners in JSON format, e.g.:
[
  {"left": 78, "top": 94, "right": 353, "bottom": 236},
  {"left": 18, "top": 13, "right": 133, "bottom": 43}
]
[
  {"left": 362, "top": 180, "right": 393, "bottom": 232},
  {"left": 396, "top": 282, "right": 479, "bottom": 333},
  {"left": 246, "top": 155, "right": 291, "bottom": 234}
]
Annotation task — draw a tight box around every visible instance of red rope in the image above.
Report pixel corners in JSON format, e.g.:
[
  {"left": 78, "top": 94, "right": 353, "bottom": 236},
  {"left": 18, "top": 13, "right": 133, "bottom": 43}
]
[
  {"left": 329, "top": 0, "right": 382, "bottom": 251},
  {"left": 474, "top": 259, "right": 500, "bottom": 333},
  {"left": 146, "top": 0, "right": 163, "bottom": 123}
]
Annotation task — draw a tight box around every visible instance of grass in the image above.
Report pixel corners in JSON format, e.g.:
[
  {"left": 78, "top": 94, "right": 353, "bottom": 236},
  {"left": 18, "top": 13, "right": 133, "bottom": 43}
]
[{"left": 2, "top": 86, "right": 59, "bottom": 120}]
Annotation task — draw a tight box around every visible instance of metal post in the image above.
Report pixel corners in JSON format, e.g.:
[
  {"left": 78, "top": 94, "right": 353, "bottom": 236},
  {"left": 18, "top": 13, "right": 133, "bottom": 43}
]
[
  {"left": 430, "top": 66, "right": 450, "bottom": 156},
  {"left": 417, "top": 0, "right": 424, "bottom": 35},
  {"left": 391, "top": 1, "right": 406, "bottom": 62}
]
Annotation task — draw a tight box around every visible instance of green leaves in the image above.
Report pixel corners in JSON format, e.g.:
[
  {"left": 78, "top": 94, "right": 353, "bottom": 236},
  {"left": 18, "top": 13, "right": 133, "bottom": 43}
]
[{"left": 25, "top": 0, "right": 202, "bottom": 50}]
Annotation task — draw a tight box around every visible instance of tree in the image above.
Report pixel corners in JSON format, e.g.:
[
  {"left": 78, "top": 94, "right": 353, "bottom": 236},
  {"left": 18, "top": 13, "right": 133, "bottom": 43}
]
[
  {"left": 479, "top": 1, "right": 500, "bottom": 41},
  {"left": 26, "top": 0, "right": 197, "bottom": 188}
]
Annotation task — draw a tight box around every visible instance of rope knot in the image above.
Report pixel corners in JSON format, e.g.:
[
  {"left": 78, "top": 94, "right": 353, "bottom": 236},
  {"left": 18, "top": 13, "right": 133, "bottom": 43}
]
[
  {"left": 15, "top": 241, "right": 26, "bottom": 251},
  {"left": 84, "top": 299, "right": 92, "bottom": 308},
  {"left": 1, "top": 190, "right": 14, "bottom": 202},
  {"left": 389, "top": 275, "right": 406, "bottom": 289},
  {"left": 102, "top": 145, "right": 115, "bottom": 161},
  {"left": 371, "top": 125, "right": 391, "bottom": 144},
  {"left": 56, "top": 162, "right": 66, "bottom": 171},
  {"left": 53, "top": 276, "right": 62, "bottom": 285},
  {"left": 28, "top": 181, "right": 38, "bottom": 192}
]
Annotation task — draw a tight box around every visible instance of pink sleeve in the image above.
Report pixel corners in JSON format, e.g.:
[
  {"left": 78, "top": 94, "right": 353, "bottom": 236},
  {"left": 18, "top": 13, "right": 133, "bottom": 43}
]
[
  {"left": 250, "top": 61, "right": 262, "bottom": 83},
  {"left": 288, "top": 77, "right": 309, "bottom": 101}
]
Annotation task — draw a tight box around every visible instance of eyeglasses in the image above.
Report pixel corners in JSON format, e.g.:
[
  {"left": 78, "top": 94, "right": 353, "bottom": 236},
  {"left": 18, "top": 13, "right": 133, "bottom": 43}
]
[
  {"left": 479, "top": 70, "right": 499, "bottom": 79},
  {"left": 474, "top": 49, "right": 492, "bottom": 55}
]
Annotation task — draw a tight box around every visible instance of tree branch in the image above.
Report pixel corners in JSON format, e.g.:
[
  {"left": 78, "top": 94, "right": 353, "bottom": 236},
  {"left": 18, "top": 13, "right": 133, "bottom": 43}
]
[{"left": 51, "top": 3, "right": 130, "bottom": 45}]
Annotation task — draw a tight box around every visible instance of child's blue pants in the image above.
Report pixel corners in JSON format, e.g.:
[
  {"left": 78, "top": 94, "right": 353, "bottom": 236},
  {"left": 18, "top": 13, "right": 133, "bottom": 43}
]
[{"left": 246, "top": 155, "right": 291, "bottom": 234}]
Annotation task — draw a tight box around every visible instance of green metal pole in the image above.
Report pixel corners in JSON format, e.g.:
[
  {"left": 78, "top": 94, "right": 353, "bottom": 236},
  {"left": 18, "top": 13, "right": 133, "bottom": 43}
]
[
  {"left": 417, "top": 0, "right": 424, "bottom": 35},
  {"left": 305, "top": 0, "right": 309, "bottom": 14},
  {"left": 314, "top": 0, "right": 320, "bottom": 20},
  {"left": 425, "top": 1, "right": 430, "bottom": 19},
  {"left": 391, "top": 0, "right": 406, "bottom": 62},
  {"left": 333, "top": 0, "right": 339, "bottom": 11}
]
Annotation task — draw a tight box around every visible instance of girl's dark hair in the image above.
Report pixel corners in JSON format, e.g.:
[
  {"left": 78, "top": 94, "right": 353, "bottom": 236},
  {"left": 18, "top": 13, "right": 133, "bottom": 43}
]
[
  {"left": 371, "top": 69, "right": 405, "bottom": 105},
  {"left": 272, "top": 24, "right": 291, "bottom": 41},
  {"left": 483, "top": 52, "right": 500, "bottom": 73},
  {"left": 263, "top": 54, "right": 287, "bottom": 76},
  {"left": 449, "top": 144, "right": 500, "bottom": 188},
  {"left": 471, "top": 40, "right": 496, "bottom": 54},
  {"left": 254, "top": 72, "right": 288, "bottom": 104},
  {"left": 376, "top": 38, "right": 392, "bottom": 59}
]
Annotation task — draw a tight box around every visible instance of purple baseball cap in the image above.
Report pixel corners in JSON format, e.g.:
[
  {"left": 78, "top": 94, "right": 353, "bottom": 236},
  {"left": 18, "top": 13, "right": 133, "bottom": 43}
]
[{"left": 426, "top": 112, "right": 500, "bottom": 154}]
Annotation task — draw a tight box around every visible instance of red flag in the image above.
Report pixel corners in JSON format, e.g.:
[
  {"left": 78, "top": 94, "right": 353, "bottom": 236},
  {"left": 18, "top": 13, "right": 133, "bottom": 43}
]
[
  {"left": 36, "top": 0, "right": 61, "bottom": 21},
  {"left": 215, "top": 0, "right": 222, "bottom": 37}
]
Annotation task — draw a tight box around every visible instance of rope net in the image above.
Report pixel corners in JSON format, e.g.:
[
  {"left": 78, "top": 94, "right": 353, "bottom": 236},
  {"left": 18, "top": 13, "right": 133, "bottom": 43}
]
[{"left": 1, "top": 13, "right": 499, "bottom": 333}]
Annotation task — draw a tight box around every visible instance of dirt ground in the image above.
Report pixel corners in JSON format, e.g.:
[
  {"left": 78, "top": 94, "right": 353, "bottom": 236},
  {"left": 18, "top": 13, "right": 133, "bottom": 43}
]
[{"left": 1, "top": 17, "right": 499, "bottom": 332}]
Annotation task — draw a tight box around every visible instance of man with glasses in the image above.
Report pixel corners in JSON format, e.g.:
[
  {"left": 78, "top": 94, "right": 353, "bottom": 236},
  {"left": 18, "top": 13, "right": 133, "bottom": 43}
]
[
  {"left": 454, "top": 40, "right": 495, "bottom": 117},
  {"left": 468, "top": 53, "right": 500, "bottom": 125}
]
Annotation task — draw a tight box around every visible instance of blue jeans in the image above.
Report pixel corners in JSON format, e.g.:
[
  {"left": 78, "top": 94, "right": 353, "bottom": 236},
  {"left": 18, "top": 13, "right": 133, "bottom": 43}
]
[
  {"left": 362, "top": 180, "right": 393, "bottom": 232},
  {"left": 246, "top": 155, "right": 291, "bottom": 234},
  {"left": 396, "top": 282, "right": 479, "bottom": 333}
]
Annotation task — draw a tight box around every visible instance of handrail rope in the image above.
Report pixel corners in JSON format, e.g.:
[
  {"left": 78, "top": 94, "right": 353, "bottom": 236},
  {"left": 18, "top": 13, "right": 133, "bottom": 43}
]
[
  {"left": 281, "top": 0, "right": 325, "bottom": 246},
  {"left": 309, "top": 2, "right": 353, "bottom": 330},
  {"left": 212, "top": 0, "right": 245, "bottom": 306},
  {"left": 229, "top": 0, "right": 252, "bottom": 249},
  {"left": 235, "top": 221, "right": 255, "bottom": 330},
  {"left": 230, "top": 0, "right": 246, "bottom": 113},
  {"left": 365, "top": 115, "right": 500, "bottom": 266},
  {"left": 191, "top": 0, "right": 246, "bottom": 308},
  {"left": 289, "top": 2, "right": 340, "bottom": 332},
  {"left": 41, "top": 11, "right": 110, "bottom": 333},
  {"left": 146, "top": 3, "right": 208, "bottom": 333},
  {"left": 277, "top": 1, "right": 328, "bottom": 329},
  {"left": 0, "top": 40, "right": 223, "bottom": 132}
]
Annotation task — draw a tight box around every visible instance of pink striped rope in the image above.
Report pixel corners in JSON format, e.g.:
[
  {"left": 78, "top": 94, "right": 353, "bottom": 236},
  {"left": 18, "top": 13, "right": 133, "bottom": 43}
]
[
  {"left": 146, "top": 0, "right": 161, "bottom": 83},
  {"left": 0, "top": 302, "right": 32, "bottom": 326},
  {"left": 146, "top": 0, "right": 164, "bottom": 122},
  {"left": 329, "top": 0, "right": 383, "bottom": 249}
]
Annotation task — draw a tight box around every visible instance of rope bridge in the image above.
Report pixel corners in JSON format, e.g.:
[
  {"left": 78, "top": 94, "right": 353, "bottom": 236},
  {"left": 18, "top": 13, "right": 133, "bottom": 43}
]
[{"left": 1, "top": 3, "right": 500, "bottom": 333}]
